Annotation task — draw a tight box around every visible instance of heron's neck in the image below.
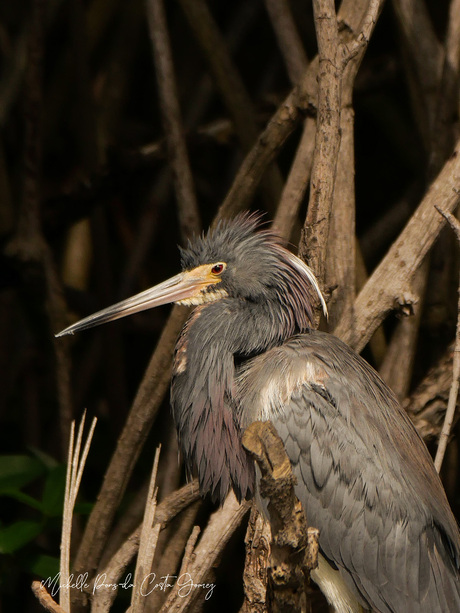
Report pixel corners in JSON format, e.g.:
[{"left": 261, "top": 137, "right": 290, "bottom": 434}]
[{"left": 171, "top": 298, "right": 292, "bottom": 502}]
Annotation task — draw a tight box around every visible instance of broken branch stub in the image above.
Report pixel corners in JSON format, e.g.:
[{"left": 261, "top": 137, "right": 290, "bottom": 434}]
[{"left": 242, "top": 421, "right": 319, "bottom": 612}]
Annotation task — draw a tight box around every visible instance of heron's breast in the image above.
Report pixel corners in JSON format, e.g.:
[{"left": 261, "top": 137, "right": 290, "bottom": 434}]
[{"left": 236, "top": 340, "right": 329, "bottom": 424}]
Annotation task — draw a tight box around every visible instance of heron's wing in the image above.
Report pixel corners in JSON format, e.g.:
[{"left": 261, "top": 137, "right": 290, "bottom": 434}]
[{"left": 238, "top": 331, "right": 460, "bottom": 613}]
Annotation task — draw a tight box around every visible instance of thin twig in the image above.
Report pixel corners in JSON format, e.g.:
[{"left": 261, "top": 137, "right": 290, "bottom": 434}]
[
  {"left": 216, "top": 85, "right": 308, "bottom": 222},
  {"left": 144, "top": 501, "right": 201, "bottom": 611},
  {"left": 97, "top": 479, "right": 150, "bottom": 571},
  {"left": 272, "top": 116, "right": 316, "bottom": 242},
  {"left": 433, "top": 207, "right": 460, "bottom": 472},
  {"left": 130, "top": 447, "right": 162, "bottom": 612},
  {"left": 60, "top": 422, "right": 75, "bottom": 613},
  {"left": 178, "top": 525, "right": 201, "bottom": 574},
  {"left": 60, "top": 412, "right": 97, "bottom": 611}
]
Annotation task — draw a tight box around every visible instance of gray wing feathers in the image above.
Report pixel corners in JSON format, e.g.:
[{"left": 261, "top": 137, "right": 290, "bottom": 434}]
[
  {"left": 240, "top": 332, "right": 460, "bottom": 613},
  {"left": 286, "top": 387, "right": 459, "bottom": 612}
]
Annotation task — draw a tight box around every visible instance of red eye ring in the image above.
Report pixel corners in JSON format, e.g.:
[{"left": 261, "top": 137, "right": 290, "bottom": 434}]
[{"left": 211, "top": 263, "right": 224, "bottom": 275}]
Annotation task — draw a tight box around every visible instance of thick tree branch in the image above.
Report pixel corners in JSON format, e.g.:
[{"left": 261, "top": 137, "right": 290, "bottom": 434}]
[
  {"left": 299, "top": 0, "right": 341, "bottom": 287},
  {"left": 242, "top": 421, "right": 318, "bottom": 612},
  {"left": 241, "top": 507, "right": 271, "bottom": 613},
  {"left": 335, "top": 140, "right": 460, "bottom": 351},
  {"left": 300, "top": 0, "right": 384, "bottom": 293}
]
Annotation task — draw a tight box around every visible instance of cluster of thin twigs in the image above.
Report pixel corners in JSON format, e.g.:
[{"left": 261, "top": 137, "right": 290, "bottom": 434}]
[{"left": 1, "top": 0, "right": 460, "bottom": 611}]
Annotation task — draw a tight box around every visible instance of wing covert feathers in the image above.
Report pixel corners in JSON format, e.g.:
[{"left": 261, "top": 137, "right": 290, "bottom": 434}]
[{"left": 238, "top": 330, "right": 460, "bottom": 612}]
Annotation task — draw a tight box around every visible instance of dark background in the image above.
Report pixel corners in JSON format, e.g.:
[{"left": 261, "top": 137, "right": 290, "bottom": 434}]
[{"left": 0, "top": 0, "right": 459, "bottom": 611}]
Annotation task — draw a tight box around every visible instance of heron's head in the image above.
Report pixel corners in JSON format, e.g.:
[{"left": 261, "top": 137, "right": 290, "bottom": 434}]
[
  {"left": 179, "top": 213, "right": 326, "bottom": 307},
  {"left": 56, "top": 213, "right": 326, "bottom": 337}
]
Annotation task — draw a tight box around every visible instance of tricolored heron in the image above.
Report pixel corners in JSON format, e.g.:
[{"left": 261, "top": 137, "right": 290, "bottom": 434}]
[{"left": 58, "top": 214, "right": 460, "bottom": 612}]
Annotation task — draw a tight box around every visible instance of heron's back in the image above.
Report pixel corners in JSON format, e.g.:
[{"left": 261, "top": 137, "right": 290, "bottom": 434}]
[{"left": 237, "top": 330, "right": 460, "bottom": 612}]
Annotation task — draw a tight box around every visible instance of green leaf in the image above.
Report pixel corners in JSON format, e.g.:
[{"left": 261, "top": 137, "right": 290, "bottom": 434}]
[
  {"left": 0, "top": 489, "right": 43, "bottom": 512},
  {"left": 41, "top": 465, "right": 67, "bottom": 517},
  {"left": 28, "top": 447, "right": 59, "bottom": 471},
  {"left": 74, "top": 501, "right": 93, "bottom": 515},
  {"left": 0, "top": 521, "right": 43, "bottom": 553},
  {"left": 24, "top": 553, "right": 60, "bottom": 579},
  {"left": 0, "top": 455, "right": 46, "bottom": 491}
]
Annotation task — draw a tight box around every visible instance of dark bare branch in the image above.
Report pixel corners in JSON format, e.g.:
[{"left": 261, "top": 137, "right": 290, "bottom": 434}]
[
  {"left": 392, "top": 0, "right": 443, "bottom": 148},
  {"left": 146, "top": 0, "right": 201, "bottom": 240},
  {"left": 264, "top": 0, "right": 308, "bottom": 84},
  {"left": 272, "top": 116, "right": 316, "bottom": 242},
  {"left": 433, "top": 207, "right": 460, "bottom": 472},
  {"left": 178, "top": 0, "right": 284, "bottom": 209}
]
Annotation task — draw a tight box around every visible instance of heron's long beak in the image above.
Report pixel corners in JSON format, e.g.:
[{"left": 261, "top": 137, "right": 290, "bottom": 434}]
[{"left": 55, "top": 268, "right": 214, "bottom": 337}]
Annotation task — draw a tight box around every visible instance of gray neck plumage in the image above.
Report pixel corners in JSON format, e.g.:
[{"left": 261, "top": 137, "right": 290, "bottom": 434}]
[{"left": 170, "top": 284, "right": 313, "bottom": 503}]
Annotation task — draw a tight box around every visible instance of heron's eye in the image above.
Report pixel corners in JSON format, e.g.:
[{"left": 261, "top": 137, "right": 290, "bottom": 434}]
[{"left": 211, "top": 263, "right": 225, "bottom": 275}]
